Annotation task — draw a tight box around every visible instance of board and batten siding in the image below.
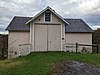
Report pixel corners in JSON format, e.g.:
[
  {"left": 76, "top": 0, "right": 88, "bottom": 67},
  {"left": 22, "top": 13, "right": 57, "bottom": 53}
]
[{"left": 8, "top": 32, "right": 30, "bottom": 58}]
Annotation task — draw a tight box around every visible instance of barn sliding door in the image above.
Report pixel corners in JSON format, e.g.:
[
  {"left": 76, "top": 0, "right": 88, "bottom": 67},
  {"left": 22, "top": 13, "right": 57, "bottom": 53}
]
[
  {"left": 34, "top": 24, "right": 61, "bottom": 51},
  {"left": 34, "top": 25, "right": 47, "bottom": 51},
  {"left": 48, "top": 25, "right": 61, "bottom": 51}
]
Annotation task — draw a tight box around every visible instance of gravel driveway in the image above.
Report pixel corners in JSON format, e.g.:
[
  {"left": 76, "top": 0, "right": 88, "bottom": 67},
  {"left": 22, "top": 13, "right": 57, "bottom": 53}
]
[{"left": 50, "top": 60, "right": 100, "bottom": 75}]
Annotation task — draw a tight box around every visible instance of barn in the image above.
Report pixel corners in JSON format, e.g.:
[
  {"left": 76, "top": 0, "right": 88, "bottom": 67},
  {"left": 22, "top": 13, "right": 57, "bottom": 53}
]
[{"left": 6, "top": 6, "right": 93, "bottom": 58}]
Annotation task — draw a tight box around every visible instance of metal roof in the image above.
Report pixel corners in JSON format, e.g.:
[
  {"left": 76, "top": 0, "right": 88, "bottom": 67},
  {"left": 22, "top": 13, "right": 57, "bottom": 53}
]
[
  {"left": 6, "top": 16, "right": 32, "bottom": 31},
  {"left": 65, "top": 19, "right": 93, "bottom": 33},
  {"left": 6, "top": 16, "right": 93, "bottom": 33}
]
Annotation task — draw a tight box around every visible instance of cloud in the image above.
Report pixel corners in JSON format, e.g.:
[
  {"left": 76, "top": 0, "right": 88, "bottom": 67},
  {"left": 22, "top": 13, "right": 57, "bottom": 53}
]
[
  {"left": 91, "top": 25, "right": 100, "bottom": 30},
  {"left": 0, "top": 0, "right": 43, "bottom": 33},
  {"left": 0, "top": 0, "right": 100, "bottom": 33},
  {"left": 0, "top": 27, "right": 5, "bottom": 31},
  {"left": 47, "top": 0, "right": 100, "bottom": 30}
]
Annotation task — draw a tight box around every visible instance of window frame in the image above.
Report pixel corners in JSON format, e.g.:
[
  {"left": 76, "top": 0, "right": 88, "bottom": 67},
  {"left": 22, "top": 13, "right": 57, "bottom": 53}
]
[{"left": 44, "top": 10, "right": 52, "bottom": 22}]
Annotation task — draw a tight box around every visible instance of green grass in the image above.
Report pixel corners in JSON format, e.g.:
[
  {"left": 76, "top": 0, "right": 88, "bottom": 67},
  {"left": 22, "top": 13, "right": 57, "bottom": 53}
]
[{"left": 0, "top": 52, "right": 100, "bottom": 75}]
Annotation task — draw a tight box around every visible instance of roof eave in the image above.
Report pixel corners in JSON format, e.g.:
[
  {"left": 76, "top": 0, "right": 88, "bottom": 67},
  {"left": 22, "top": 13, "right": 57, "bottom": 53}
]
[{"left": 65, "top": 31, "right": 93, "bottom": 33}]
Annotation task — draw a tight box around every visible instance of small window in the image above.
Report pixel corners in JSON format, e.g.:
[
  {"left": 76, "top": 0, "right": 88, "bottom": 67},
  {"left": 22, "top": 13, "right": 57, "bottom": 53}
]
[{"left": 45, "top": 10, "right": 51, "bottom": 22}]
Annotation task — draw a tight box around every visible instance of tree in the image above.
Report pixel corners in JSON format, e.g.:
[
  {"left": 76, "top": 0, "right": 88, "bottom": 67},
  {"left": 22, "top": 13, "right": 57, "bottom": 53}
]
[{"left": 93, "top": 28, "right": 100, "bottom": 44}]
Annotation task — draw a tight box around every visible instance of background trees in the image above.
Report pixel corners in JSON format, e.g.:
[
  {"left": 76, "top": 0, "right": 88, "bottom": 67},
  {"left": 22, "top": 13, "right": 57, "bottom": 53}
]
[{"left": 93, "top": 28, "right": 100, "bottom": 44}]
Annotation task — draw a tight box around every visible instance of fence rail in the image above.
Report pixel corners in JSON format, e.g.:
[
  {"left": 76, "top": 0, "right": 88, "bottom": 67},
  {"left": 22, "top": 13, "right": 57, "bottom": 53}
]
[
  {"left": 19, "top": 43, "right": 31, "bottom": 56},
  {"left": 65, "top": 43, "right": 100, "bottom": 54}
]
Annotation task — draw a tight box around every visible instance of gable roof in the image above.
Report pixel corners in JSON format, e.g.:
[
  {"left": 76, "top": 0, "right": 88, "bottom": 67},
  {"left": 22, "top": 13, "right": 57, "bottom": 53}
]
[
  {"left": 6, "top": 16, "right": 93, "bottom": 33},
  {"left": 26, "top": 6, "right": 69, "bottom": 25},
  {"left": 64, "top": 19, "right": 93, "bottom": 33},
  {"left": 6, "top": 16, "right": 32, "bottom": 31}
]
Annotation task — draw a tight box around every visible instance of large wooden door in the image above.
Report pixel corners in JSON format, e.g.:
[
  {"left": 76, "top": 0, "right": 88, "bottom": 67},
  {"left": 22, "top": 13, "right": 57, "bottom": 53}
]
[
  {"left": 48, "top": 25, "right": 61, "bottom": 51},
  {"left": 34, "top": 25, "right": 47, "bottom": 51},
  {"left": 34, "top": 24, "right": 61, "bottom": 51}
]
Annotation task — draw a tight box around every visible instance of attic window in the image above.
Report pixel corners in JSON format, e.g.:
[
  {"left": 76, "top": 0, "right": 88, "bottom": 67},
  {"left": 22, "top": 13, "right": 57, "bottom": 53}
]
[{"left": 45, "top": 10, "right": 51, "bottom": 22}]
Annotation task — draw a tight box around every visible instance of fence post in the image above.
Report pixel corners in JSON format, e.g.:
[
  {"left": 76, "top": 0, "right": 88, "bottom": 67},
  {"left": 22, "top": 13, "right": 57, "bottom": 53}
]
[
  {"left": 76, "top": 42, "right": 78, "bottom": 53},
  {"left": 97, "top": 44, "right": 99, "bottom": 54}
]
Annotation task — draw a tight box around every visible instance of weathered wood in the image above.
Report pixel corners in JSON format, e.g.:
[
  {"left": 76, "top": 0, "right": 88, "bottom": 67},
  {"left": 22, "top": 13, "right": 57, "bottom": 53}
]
[
  {"left": 78, "top": 44, "right": 97, "bottom": 47},
  {"left": 66, "top": 43, "right": 99, "bottom": 54}
]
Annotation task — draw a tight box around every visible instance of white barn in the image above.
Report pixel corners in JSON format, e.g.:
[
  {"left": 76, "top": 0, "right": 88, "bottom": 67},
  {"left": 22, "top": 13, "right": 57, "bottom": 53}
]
[{"left": 6, "top": 6, "right": 93, "bottom": 58}]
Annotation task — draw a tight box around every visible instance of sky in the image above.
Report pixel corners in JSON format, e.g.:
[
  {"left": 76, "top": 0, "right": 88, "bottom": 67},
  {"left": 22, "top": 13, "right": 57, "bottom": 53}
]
[{"left": 0, "top": 0, "right": 100, "bottom": 34}]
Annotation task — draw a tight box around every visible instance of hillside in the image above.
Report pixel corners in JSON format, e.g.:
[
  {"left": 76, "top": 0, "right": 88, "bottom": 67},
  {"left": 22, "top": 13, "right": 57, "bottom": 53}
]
[{"left": 0, "top": 52, "right": 100, "bottom": 75}]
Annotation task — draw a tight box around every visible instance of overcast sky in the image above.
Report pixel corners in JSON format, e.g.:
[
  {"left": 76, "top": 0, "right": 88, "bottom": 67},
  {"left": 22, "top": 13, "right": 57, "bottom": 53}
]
[{"left": 0, "top": 0, "right": 100, "bottom": 33}]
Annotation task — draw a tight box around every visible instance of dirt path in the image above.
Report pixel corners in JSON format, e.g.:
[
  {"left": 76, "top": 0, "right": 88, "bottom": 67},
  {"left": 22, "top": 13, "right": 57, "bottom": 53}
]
[{"left": 50, "top": 60, "right": 100, "bottom": 75}]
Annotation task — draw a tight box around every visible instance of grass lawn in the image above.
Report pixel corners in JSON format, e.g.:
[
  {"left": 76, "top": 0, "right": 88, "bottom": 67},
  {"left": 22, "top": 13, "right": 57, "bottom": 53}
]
[{"left": 0, "top": 52, "right": 100, "bottom": 75}]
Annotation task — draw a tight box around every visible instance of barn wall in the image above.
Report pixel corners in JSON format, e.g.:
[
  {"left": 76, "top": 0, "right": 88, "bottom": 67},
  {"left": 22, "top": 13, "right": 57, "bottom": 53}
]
[
  {"left": 8, "top": 31, "right": 30, "bottom": 58},
  {"left": 65, "top": 33, "right": 92, "bottom": 44},
  {"left": 31, "top": 12, "right": 65, "bottom": 51},
  {"left": 65, "top": 33, "right": 92, "bottom": 52}
]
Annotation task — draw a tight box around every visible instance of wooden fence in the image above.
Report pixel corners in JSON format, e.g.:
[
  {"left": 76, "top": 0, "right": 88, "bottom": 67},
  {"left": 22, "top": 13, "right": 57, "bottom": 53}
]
[
  {"left": 19, "top": 43, "right": 31, "bottom": 56},
  {"left": 76, "top": 42, "right": 99, "bottom": 54},
  {"left": 65, "top": 43, "right": 100, "bottom": 54}
]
